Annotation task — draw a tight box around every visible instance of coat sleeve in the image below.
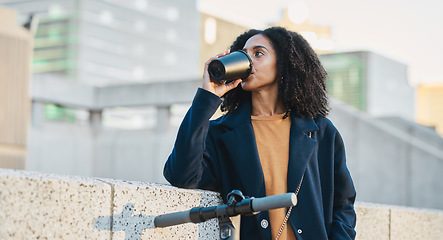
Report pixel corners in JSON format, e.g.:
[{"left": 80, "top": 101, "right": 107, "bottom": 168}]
[
  {"left": 163, "top": 88, "right": 222, "bottom": 191},
  {"left": 330, "top": 131, "right": 357, "bottom": 239}
]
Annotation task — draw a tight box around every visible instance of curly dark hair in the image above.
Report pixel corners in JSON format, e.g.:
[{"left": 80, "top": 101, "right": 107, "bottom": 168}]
[{"left": 220, "top": 26, "right": 329, "bottom": 118}]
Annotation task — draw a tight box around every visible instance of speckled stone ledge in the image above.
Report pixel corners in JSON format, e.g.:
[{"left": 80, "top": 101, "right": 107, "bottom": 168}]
[
  {"left": 0, "top": 168, "right": 112, "bottom": 239},
  {"left": 1, "top": 168, "right": 443, "bottom": 240},
  {"left": 355, "top": 202, "right": 443, "bottom": 240},
  {"left": 0, "top": 169, "right": 222, "bottom": 240}
]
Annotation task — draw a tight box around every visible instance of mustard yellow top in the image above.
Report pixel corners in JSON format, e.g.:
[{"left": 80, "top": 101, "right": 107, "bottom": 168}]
[{"left": 251, "top": 113, "right": 296, "bottom": 240}]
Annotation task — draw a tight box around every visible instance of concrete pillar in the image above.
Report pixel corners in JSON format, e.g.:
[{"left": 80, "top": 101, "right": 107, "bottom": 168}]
[
  {"left": 31, "top": 102, "right": 45, "bottom": 129},
  {"left": 89, "top": 110, "right": 103, "bottom": 136},
  {"left": 156, "top": 106, "right": 170, "bottom": 132}
]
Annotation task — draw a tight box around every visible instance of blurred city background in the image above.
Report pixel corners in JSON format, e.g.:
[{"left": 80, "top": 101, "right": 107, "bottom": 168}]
[{"left": 0, "top": 0, "right": 442, "bottom": 211}]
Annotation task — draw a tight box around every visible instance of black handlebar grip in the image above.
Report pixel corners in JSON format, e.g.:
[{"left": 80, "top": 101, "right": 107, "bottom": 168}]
[{"left": 154, "top": 209, "right": 191, "bottom": 228}]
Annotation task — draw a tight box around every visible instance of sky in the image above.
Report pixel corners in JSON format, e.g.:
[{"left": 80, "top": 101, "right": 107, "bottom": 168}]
[{"left": 199, "top": 0, "right": 443, "bottom": 85}]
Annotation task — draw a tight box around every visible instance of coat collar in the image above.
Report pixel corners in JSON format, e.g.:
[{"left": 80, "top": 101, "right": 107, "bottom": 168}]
[
  {"left": 218, "top": 99, "right": 253, "bottom": 130},
  {"left": 217, "top": 99, "right": 319, "bottom": 197}
]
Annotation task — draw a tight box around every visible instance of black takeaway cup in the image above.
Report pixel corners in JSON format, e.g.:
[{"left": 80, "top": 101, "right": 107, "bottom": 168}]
[{"left": 208, "top": 50, "right": 252, "bottom": 83}]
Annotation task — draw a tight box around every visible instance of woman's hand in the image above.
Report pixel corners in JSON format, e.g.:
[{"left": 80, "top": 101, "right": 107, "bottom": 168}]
[{"left": 202, "top": 50, "right": 242, "bottom": 98}]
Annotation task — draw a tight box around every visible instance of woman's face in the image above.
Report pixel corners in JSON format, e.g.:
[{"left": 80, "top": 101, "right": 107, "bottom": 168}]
[{"left": 241, "top": 34, "right": 279, "bottom": 92}]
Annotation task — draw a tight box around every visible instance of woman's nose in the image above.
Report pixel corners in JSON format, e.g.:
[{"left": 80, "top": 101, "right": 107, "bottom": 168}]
[{"left": 245, "top": 51, "right": 254, "bottom": 63}]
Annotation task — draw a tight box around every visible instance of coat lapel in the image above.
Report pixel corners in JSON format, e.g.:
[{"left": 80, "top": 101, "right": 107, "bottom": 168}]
[
  {"left": 287, "top": 116, "right": 319, "bottom": 193},
  {"left": 219, "top": 124, "right": 265, "bottom": 197},
  {"left": 218, "top": 100, "right": 266, "bottom": 198}
]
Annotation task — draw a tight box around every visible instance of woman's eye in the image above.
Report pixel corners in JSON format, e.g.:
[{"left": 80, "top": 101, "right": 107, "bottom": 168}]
[{"left": 254, "top": 51, "right": 264, "bottom": 57}]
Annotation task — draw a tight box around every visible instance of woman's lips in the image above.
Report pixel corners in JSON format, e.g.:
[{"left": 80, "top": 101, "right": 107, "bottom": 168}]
[{"left": 244, "top": 72, "right": 254, "bottom": 81}]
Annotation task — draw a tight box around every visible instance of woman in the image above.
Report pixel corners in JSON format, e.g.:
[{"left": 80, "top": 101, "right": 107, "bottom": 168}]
[{"left": 164, "top": 26, "right": 356, "bottom": 239}]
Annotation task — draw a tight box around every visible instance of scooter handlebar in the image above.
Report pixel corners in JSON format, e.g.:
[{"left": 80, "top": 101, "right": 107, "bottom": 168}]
[
  {"left": 251, "top": 192, "right": 297, "bottom": 212},
  {"left": 154, "top": 192, "right": 297, "bottom": 228}
]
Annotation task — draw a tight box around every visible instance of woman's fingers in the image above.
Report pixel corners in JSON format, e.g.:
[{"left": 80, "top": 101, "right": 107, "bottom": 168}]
[
  {"left": 213, "top": 79, "right": 241, "bottom": 97},
  {"left": 205, "top": 49, "right": 230, "bottom": 66},
  {"left": 203, "top": 50, "right": 240, "bottom": 97},
  {"left": 225, "top": 79, "right": 242, "bottom": 89}
]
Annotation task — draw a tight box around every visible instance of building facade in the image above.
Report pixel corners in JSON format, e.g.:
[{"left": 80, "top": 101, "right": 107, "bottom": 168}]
[
  {"left": 320, "top": 51, "right": 415, "bottom": 121},
  {"left": 270, "top": 7, "right": 334, "bottom": 54},
  {"left": 1, "top": 0, "right": 200, "bottom": 85},
  {"left": 0, "top": 7, "right": 32, "bottom": 169},
  {"left": 416, "top": 82, "right": 443, "bottom": 136}
]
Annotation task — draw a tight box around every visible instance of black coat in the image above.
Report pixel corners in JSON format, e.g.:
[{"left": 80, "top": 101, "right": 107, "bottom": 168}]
[{"left": 164, "top": 88, "right": 356, "bottom": 239}]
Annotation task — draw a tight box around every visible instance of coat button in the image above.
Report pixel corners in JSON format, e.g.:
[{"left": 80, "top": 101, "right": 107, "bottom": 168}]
[
  {"left": 297, "top": 229, "right": 302, "bottom": 234},
  {"left": 260, "top": 219, "right": 269, "bottom": 229}
]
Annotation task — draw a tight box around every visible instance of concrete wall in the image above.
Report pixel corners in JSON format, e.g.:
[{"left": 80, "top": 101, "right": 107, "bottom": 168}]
[
  {"left": 27, "top": 122, "right": 177, "bottom": 183},
  {"left": 329, "top": 99, "right": 443, "bottom": 210},
  {"left": 1, "top": 168, "right": 443, "bottom": 240}
]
